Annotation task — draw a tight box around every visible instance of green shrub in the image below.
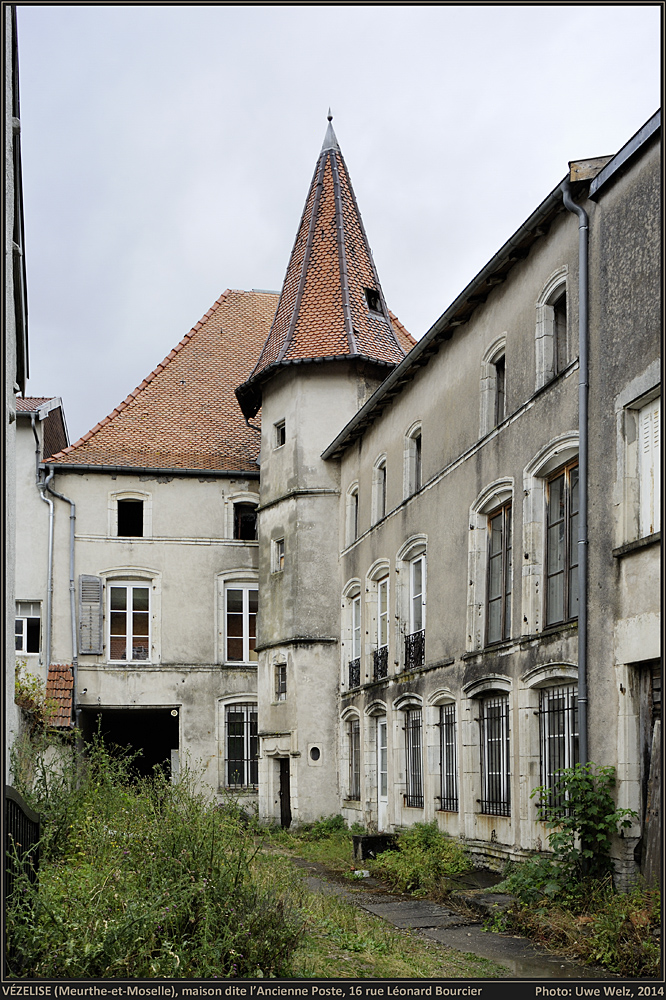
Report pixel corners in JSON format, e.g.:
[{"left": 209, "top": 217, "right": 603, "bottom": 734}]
[
  {"left": 298, "top": 814, "right": 349, "bottom": 841},
  {"left": 370, "top": 822, "right": 471, "bottom": 894},
  {"left": 6, "top": 739, "right": 302, "bottom": 979}
]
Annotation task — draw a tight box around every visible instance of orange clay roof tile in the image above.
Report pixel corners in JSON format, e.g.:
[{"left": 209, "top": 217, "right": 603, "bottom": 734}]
[
  {"left": 47, "top": 289, "right": 278, "bottom": 472},
  {"left": 45, "top": 664, "right": 73, "bottom": 728}
]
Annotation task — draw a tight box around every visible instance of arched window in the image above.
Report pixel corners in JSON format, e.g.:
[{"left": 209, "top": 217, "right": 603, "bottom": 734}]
[
  {"left": 404, "top": 423, "right": 422, "bottom": 498},
  {"left": 367, "top": 560, "right": 391, "bottom": 681},
  {"left": 346, "top": 482, "right": 360, "bottom": 546},
  {"left": 535, "top": 267, "right": 569, "bottom": 389},
  {"left": 218, "top": 697, "right": 258, "bottom": 791},
  {"left": 397, "top": 536, "right": 427, "bottom": 670},
  {"left": 396, "top": 695, "right": 424, "bottom": 809},
  {"left": 480, "top": 337, "right": 507, "bottom": 436},
  {"left": 372, "top": 456, "right": 388, "bottom": 523},
  {"left": 217, "top": 571, "right": 258, "bottom": 664},
  {"left": 341, "top": 709, "right": 362, "bottom": 801},
  {"left": 466, "top": 480, "right": 513, "bottom": 652},
  {"left": 108, "top": 490, "right": 152, "bottom": 538},
  {"left": 342, "top": 580, "right": 363, "bottom": 689},
  {"left": 429, "top": 692, "right": 459, "bottom": 814}
]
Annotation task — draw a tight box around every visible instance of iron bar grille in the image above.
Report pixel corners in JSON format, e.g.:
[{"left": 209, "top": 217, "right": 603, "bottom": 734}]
[
  {"left": 5, "top": 786, "right": 40, "bottom": 899},
  {"left": 373, "top": 646, "right": 388, "bottom": 681},
  {"left": 348, "top": 657, "right": 361, "bottom": 689},
  {"left": 480, "top": 694, "right": 510, "bottom": 816},
  {"left": 226, "top": 703, "right": 258, "bottom": 787},
  {"left": 438, "top": 704, "right": 459, "bottom": 812},
  {"left": 539, "top": 685, "right": 579, "bottom": 810},
  {"left": 405, "top": 629, "right": 425, "bottom": 670},
  {"left": 404, "top": 709, "right": 424, "bottom": 808},
  {"left": 349, "top": 718, "right": 361, "bottom": 799}
]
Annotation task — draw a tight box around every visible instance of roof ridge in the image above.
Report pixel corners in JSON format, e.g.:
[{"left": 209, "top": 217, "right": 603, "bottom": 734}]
[{"left": 48, "top": 289, "right": 233, "bottom": 461}]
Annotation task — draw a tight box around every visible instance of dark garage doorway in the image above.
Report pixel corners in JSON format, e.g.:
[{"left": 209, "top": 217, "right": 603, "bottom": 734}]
[{"left": 80, "top": 708, "right": 179, "bottom": 779}]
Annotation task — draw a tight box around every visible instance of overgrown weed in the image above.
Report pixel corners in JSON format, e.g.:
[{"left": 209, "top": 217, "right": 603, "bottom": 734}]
[{"left": 369, "top": 821, "right": 472, "bottom": 897}]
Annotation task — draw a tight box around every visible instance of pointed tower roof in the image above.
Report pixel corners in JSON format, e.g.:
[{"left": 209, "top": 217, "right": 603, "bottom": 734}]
[{"left": 236, "top": 116, "right": 409, "bottom": 418}]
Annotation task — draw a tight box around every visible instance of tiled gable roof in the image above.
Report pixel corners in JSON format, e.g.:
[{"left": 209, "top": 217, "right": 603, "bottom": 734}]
[
  {"left": 16, "top": 396, "right": 55, "bottom": 411},
  {"left": 237, "top": 120, "right": 408, "bottom": 418},
  {"left": 47, "top": 290, "right": 278, "bottom": 472},
  {"left": 45, "top": 663, "right": 73, "bottom": 728}
]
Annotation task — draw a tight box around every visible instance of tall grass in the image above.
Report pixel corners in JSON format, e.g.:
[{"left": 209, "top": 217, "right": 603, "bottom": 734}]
[
  {"left": 6, "top": 736, "right": 302, "bottom": 979},
  {"left": 369, "top": 821, "right": 472, "bottom": 896}
]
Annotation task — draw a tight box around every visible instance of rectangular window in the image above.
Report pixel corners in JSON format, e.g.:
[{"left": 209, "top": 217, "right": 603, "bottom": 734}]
[
  {"left": 480, "top": 694, "right": 510, "bottom": 816},
  {"left": 226, "top": 703, "right": 258, "bottom": 787},
  {"left": 378, "top": 462, "right": 387, "bottom": 519},
  {"left": 349, "top": 718, "right": 361, "bottom": 799},
  {"left": 374, "top": 576, "right": 389, "bottom": 680},
  {"left": 15, "top": 602, "right": 40, "bottom": 653},
  {"left": 272, "top": 538, "right": 285, "bottom": 573},
  {"left": 539, "top": 685, "right": 579, "bottom": 809},
  {"left": 234, "top": 503, "right": 257, "bottom": 540},
  {"left": 413, "top": 432, "right": 422, "bottom": 492},
  {"left": 404, "top": 708, "right": 424, "bottom": 808},
  {"left": 225, "top": 586, "right": 258, "bottom": 662},
  {"left": 274, "top": 420, "right": 286, "bottom": 448},
  {"left": 405, "top": 555, "right": 425, "bottom": 669},
  {"left": 109, "top": 584, "right": 150, "bottom": 661},
  {"left": 117, "top": 498, "right": 143, "bottom": 537},
  {"left": 639, "top": 396, "right": 660, "bottom": 536},
  {"left": 349, "top": 594, "right": 361, "bottom": 688},
  {"left": 439, "top": 704, "right": 458, "bottom": 812},
  {"left": 546, "top": 462, "right": 579, "bottom": 626},
  {"left": 276, "top": 663, "right": 287, "bottom": 701},
  {"left": 486, "top": 501, "right": 512, "bottom": 645},
  {"left": 494, "top": 355, "right": 506, "bottom": 426},
  {"left": 553, "top": 293, "right": 567, "bottom": 374}
]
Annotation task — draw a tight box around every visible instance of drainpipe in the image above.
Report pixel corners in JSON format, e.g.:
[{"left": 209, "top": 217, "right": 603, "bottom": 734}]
[
  {"left": 45, "top": 467, "right": 79, "bottom": 730},
  {"left": 561, "top": 180, "right": 588, "bottom": 767},
  {"left": 32, "top": 420, "right": 55, "bottom": 674}
]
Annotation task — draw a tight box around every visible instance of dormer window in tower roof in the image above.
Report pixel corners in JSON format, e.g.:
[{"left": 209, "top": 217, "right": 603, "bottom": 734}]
[{"left": 365, "top": 288, "right": 382, "bottom": 314}]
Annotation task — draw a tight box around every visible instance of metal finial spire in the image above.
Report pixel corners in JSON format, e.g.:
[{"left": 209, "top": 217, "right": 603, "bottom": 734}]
[{"left": 321, "top": 109, "right": 339, "bottom": 152}]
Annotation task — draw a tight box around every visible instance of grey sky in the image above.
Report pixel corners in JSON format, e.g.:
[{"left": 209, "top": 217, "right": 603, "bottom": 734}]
[{"left": 16, "top": 4, "right": 661, "bottom": 446}]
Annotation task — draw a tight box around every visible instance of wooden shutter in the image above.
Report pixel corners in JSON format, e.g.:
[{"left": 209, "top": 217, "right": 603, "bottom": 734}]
[
  {"left": 79, "top": 575, "right": 103, "bottom": 654},
  {"left": 639, "top": 397, "right": 661, "bottom": 536}
]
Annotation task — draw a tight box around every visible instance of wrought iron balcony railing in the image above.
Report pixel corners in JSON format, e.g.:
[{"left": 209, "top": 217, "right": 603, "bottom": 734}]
[
  {"left": 348, "top": 657, "right": 361, "bottom": 689},
  {"left": 404, "top": 629, "right": 425, "bottom": 670},
  {"left": 373, "top": 646, "right": 388, "bottom": 681}
]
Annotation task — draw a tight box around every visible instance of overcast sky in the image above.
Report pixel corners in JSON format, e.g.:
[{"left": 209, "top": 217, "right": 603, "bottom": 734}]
[{"left": 16, "top": 4, "right": 661, "bottom": 446}]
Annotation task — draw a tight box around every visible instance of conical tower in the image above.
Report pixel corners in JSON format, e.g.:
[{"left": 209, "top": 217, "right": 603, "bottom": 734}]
[{"left": 245, "top": 117, "right": 410, "bottom": 827}]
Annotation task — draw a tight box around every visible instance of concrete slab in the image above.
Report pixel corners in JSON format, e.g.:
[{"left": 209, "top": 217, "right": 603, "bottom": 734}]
[{"left": 360, "top": 899, "right": 469, "bottom": 929}]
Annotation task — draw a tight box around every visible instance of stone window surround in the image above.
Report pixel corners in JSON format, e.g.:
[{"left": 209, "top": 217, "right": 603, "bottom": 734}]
[
  {"left": 108, "top": 489, "right": 152, "bottom": 538},
  {"left": 216, "top": 569, "right": 258, "bottom": 665},
  {"left": 466, "top": 479, "right": 514, "bottom": 653},
  {"left": 396, "top": 535, "right": 427, "bottom": 669},
  {"left": 479, "top": 336, "right": 507, "bottom": 437},
  {"left": 224, "top": 489, "right": 260, "bottom": 541},
  {"left": 372, "top": 454, "right": 388, "bottom": 524},
  {"left": 365, "top": 559, "right": 391, "bottom": 670},
  {"left": 345, "top": 481, "right": 360, "bottom": 546},
  {"left": 403, "top": 421, "right": 423, "bottom": 499},
  {"left": 97, "top": 566, "right": 161, "bottom": 664},
  {"left": 613, "top": 366, "right": 660, "bottom": 548},
  {"left": 341, "top": 705, "right": 362, "bottom": 804},
  {"left": 341, "top": 577, "right": 362, "bottom": 689},
  {"left": 535, "top": 266, "right": 569, "bottom": 390},
  {"left": 216, "top": 694, "right": 258, "bottom": 795},
  {"left": 462, "top": 675, "right": 512, "bottom": 821}
]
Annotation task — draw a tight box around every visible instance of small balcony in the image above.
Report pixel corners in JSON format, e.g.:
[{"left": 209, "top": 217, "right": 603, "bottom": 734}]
[
  {"left": 373, "top": 646, "right": 388, "bottom": 681},
  {"left": 404, "top": 629, "right": 425, "bottom": 670},
  {"left": 348, "top": 657, "right": 361, "bottom": 689}
]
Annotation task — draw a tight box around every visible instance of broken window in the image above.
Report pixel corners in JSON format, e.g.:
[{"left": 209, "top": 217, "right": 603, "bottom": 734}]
[
  {"left": 365, "top": 288, "right": 381, "bottom": 313},
  {"left": 15, "top": 602, "right": 40, "bottom": 653},
  {"left": 233, "top": 502, "right": 258, "bottom": 541},
  {"left": 480, "top": 693, "right": 510, "bottom": 816},
  {"left": 109, "top": 584, "right": 150, "bottom": 661},
  {"left": 225, "top": 585, "right": 258, "bottom": 663},
  {"left": 486, "top": 501, "right": 512, "bottom": 645},
  {"left": 545, "top": 461, "right": 579, "bottom": 626},
  {"left": 403, "top": 708, "right": 424, "bottom": 808},
  {"left": 226, "top": 703, "right": 258, "bottom": 788},
  {"left": 117, "top": 499, "right": 143, "bottom": 537},
  {"left": 439, "top": 703, "right": 458, "bottom": 812}
]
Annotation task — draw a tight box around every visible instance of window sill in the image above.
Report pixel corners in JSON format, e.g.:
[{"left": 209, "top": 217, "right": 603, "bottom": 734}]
[{"left": 613, "top": 531, "right": 660, "bottom": 559}]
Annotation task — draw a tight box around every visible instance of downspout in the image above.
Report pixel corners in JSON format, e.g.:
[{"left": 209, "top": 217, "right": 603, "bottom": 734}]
[
  {"left": 32, "top": 416, "right": 54, "bottom": 674},
  {"left": 561, "top": 180, "right": 589, "bottom": 767},
  {"left": 45, "top": 467, "right": 79, "bottom": 730}
]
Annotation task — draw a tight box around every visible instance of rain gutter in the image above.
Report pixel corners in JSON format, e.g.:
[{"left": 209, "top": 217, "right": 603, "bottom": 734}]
[
  {"left": 39, "top": 464, "right": 259, "bottom": 479},
  {"left": 322, "top": 178, "right": 571, "bottom": 460},
  {"left": 561, "top": 181, "right": 589, "bottom": 767}
]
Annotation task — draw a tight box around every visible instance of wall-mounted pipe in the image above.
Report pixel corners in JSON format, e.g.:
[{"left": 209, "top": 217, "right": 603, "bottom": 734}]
[
  {"left": 561, "top": 179, "right": 589, "bottom": 767},
  {"left": 45, "top": 468, "right": 78, "bottom": 728},
  {"left": 35, "top": 454, "right": 55, "bottom": 674}
]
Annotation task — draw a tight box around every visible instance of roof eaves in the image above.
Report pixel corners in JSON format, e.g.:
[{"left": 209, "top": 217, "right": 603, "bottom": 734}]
[
  {"left": 589, "top": 110, "right": 661, "bottom": 199},
  {"left": 42, "top": 462, "right": 260, "bottom": 478},
  {"left": 321, "top": 176, "right": 570, "bottom": 461}
]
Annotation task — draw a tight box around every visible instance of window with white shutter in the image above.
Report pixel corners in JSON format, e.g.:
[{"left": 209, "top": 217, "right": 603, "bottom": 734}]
[
  {"left": 79, "top": 575, "right": 103, "bottom": 655},
  {"left": 639, "top": 396, "right": 660, "bottom": 536}
]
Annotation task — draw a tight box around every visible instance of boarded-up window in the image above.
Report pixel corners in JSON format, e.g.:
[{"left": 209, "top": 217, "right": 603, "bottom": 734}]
[
  {"left": 639, "top": 397, "right": 660, "bottom": 536},
  {"left": 79, "top": 575, "right": 103, "bottom": 655}
]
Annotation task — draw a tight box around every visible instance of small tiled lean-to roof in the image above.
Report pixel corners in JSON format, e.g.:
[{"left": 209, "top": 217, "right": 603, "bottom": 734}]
[
  {"left": 237, "top": 117, "right": 410, "bottom": 418},
  {"left": 16, "top": 396, "right": 56, "bottom": 411},
  {"left": 46, "top": 664, "right": 73, "bottom": 728},
  {"left": 47, "top": 289, "right": 278, "bottom": 472}
]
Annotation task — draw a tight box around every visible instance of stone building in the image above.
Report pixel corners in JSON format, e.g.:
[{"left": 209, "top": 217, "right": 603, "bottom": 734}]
[{"left": 15, "top": 112, "right": 660, "bottom": 881}]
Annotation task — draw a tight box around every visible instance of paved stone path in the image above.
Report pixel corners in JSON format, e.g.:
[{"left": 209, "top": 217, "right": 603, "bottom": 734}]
[{"left": 290, "top": 857, "right": 619, "bottom": 980}]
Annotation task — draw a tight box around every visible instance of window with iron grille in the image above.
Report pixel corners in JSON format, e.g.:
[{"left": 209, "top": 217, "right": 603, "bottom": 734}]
[
  {"left": 438, "top": 704, "right": 458, "bottom": 812},
  {"left": 348, "top": 593, "right": 361, "bottom": 687},
  {"left": 374, "top": 576, "right": 389, "bottom": 679},
  {"left": 349, "top": 718, "right": 361, "bottom": 799},
  {"left": 546, "top": 461, "right": 579, "bottom": 626},
  {"left": 539, "top": 685, "right": 578, "bottom": 809},
  {"left": 226, "top": 703, "right": 258, "bottom": 788},
  {"left": 486, "top": 501, "right": 512, "bottom": 645},
  {"left": 480, "top": 694, "right": 510, "bottom": 816},
  {"left": 405, "top": 554, "right": 425, "bottom": 669},
  {"left": 404, "top": 708, "right": 424, "bottom": 808}
]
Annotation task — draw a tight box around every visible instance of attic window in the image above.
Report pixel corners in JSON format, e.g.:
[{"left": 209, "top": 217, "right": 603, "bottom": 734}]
[
  {"left": 234, "top": 503, "right": 258, "bottom": 541},
  {"left": 118, "top": 499, "right": 143, "bottom": 537},
  {"left": 365, "top": 288, "right": 382, "bottom": 313}
]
